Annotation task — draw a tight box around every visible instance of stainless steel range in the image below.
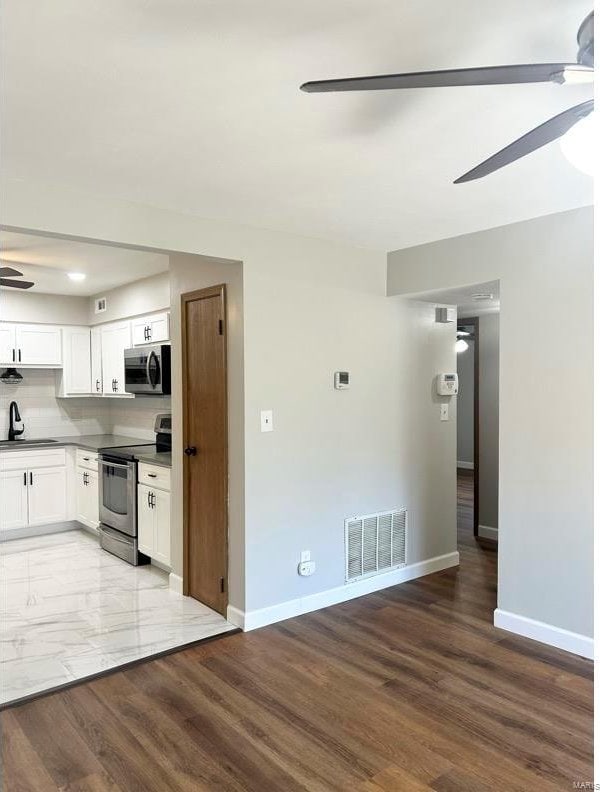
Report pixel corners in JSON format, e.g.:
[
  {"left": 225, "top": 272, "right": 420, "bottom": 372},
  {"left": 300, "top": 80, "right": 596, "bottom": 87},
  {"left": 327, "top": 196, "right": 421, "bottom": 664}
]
[{"left": 98, "top": 414, "right": 171, "bottom": 565}]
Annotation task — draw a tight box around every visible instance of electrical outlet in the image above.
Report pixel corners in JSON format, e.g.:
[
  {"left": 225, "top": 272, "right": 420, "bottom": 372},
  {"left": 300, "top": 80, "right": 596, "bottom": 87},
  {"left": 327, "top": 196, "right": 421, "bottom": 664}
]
[
  {"left": 300, "top": 550, "right": 311, "bottom": 562},
  {"left": 298, "top": 561, "right": 316, "bottom": 577}
]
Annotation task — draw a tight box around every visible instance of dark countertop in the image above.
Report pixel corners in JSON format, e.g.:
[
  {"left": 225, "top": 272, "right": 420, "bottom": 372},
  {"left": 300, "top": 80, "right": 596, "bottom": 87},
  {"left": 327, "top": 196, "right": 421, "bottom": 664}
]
[
  {"left": 135, "top": 450, "right": 172, "bottom": 468},
  {"left": 0, "top": 435, "right": 154, "bottom": 453}
]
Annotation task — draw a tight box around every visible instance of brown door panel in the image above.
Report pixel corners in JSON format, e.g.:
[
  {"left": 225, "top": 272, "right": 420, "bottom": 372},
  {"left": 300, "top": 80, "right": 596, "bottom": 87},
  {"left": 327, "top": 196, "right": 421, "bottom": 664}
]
[{"left": 182, "top": 285, "right": 228, "bottom": 615}]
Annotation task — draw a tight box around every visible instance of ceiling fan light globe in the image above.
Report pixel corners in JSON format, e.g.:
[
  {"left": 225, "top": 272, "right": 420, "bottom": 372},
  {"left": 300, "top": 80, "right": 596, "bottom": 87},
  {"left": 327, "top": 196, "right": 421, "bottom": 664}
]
[
  {"left": 455, "top": 339, "right": 469, "bottom": 354},
  {"left": 560, "top": 112, "right": 597, "bottom": 175}
]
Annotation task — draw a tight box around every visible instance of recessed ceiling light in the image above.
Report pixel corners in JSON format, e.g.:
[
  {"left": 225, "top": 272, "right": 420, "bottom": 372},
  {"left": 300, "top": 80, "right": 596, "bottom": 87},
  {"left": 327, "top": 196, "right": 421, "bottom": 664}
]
[
  {"left": 471, "top": 293, "right": 493, "bottom": 301},
  {"left": 67, "top": 272, "right": 86, "bottom": 282}
]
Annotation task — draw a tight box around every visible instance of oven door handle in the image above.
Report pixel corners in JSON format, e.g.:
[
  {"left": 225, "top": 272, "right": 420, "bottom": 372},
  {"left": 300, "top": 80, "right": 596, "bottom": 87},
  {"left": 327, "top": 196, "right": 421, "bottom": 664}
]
[{"left": 98, "top": 459, "right": 133, "bottom": 471}]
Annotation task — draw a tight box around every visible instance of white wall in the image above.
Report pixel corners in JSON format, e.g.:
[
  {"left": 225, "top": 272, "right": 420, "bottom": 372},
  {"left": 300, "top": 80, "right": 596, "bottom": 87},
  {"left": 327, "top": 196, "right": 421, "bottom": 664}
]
[
  {"left": 0, "top": 290, "right": 89, "bottom": 325},
  {"left": 456, "top": 337, "right": 474, "bottom": 467},
  {"left": 88, "top": 272, "right": 170, "bottom": 325},
  {"left": 478, "top": 313, "right": 499, "bottom": 531},
  {"left": 1, "top": 177, "right": 458, "bottom": 624},
  {"left": 388, "top": 207, "right": 593, "bottom": 642}
]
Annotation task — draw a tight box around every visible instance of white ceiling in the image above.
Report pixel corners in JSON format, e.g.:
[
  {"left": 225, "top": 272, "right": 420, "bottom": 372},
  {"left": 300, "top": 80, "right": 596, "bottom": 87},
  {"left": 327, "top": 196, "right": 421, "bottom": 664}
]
[
  {"left": 410, "top": 280, "right": 500, "bottom": 317},
  {"left": 1, "top": 1, "right": 593, "bottom": 251},
  {"left": 0, "top": 231, "right": 169, "bottom": 295}
]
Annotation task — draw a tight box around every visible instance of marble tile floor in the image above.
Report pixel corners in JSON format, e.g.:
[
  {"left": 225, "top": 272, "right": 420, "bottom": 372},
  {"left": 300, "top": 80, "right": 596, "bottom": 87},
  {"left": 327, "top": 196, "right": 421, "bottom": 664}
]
[{"left": 0, "top": 530, "right": 236, "bottom": 706}]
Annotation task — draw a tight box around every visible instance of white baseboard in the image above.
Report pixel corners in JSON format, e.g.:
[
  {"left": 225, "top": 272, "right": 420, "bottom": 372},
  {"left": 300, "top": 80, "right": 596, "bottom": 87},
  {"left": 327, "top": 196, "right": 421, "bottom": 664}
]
[
  {"left": 457, "top": 461, "right": 474, "bottom": 470},
  {"left": 478, "top": 525, "right": 498, "bottom": 540},
  {"left": 494, "top": 608, "right": 593, "bottom": 659},
  {"left": 231, "top": 551, "right": 459, "bottom": 632},
  {"left": 169, "top": 573, "right": 183, "bottom": 594},
  {"left": 226, "top": 606, "right": 245, "bottom": 629}
]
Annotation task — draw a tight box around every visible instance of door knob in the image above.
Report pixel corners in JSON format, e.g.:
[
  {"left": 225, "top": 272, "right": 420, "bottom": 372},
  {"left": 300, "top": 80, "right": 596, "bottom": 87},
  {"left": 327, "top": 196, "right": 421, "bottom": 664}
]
[{"left": 184, "top": 447, "right": 197, "bottom": 456}]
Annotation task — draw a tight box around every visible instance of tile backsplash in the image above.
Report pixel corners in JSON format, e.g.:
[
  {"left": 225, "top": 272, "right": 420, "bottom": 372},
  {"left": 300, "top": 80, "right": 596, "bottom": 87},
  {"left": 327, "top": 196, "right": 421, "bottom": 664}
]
[{"left": 0, "top": 370, "right": 170, "bottom": 440}]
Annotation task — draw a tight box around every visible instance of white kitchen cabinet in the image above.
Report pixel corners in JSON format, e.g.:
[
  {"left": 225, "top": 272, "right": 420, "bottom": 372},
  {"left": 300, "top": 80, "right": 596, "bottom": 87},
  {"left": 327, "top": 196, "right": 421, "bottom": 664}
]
[
  {"left": 137, "top": 465, "right": 170, "bottom": 566},
  {"left": 28, "top": 467, "right": 68, "bottom": 526},
  {"left": 0, "top": 449, "right": 68, "bottom": 533},
  {"left": 101, "top": 321, "right": 132, "bottom": 396},
  {"left": 0, "top": 325, "right": 15, "bottom": 366},
  {"left": 57, "top": 326, "right": 91, "bottom": 396},
  {"left": 0, "top": 469, "right": 29, "bottom": 531},
  {"left": 131, "top": 312, "right": 170, "bottom": 346},
  {"left": 75, "top": 467, "right": 99, "bottom": 529},
  {"left": 0, "top": 323, "right": 62, "bottom": 367},
  {"left": 91, "top": 327, "right": 103, "bottom": 395}
]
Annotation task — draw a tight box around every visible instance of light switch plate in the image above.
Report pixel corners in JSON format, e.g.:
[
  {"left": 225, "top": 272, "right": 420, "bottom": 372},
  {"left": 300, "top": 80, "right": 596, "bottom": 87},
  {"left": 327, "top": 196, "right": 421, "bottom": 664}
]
[
  {"left": 440, "top": 403, "right": 449, "bottom": 422},
  {"left": 260, "top": 409, "right": 273, "bottom": 432},
  {"left": 301, "top": 550, "right": 311, "bottom": 562}
]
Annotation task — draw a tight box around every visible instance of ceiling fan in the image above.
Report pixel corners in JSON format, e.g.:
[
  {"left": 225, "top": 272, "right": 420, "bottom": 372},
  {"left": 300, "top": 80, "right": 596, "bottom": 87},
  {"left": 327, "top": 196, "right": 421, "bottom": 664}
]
[
  {"left": 301, "top": 11, "right": 594, "bottom": 183},
  {"left": 0, "top": 266, "right": 34, "bottom": 290}
]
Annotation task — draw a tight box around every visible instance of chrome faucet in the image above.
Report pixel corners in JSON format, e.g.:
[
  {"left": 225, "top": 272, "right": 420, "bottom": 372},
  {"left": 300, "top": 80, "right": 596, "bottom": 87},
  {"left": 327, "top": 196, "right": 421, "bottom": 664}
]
[{"left": 8, "top": 401, "right": 24, "bottom": 441}]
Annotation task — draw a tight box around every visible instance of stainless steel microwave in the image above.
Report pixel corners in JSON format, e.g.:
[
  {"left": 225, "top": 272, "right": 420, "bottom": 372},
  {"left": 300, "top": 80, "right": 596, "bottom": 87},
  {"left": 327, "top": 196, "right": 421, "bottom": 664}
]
[{"left": 124, "top": 344, "right": 171, "bottom": 395}]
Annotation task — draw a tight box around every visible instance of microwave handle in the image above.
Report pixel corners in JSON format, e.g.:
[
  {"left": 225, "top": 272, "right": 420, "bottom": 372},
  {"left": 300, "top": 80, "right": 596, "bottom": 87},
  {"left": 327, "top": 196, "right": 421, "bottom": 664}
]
[{"left": 146, "top": 350, "right": 160, "bottom": 388}]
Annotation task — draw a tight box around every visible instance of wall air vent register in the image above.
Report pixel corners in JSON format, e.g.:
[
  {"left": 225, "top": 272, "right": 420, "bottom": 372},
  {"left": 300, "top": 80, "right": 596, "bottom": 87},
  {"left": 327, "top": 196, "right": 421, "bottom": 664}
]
[{"left": 345, "top": 509, "right": 407, "bottom": 583}]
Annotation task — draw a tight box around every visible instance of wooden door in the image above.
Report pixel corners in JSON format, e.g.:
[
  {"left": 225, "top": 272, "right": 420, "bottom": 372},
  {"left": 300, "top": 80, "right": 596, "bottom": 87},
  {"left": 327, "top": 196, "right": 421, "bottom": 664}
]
[{"left": 182, "top": 285, "right": 228, "bottom": 615}]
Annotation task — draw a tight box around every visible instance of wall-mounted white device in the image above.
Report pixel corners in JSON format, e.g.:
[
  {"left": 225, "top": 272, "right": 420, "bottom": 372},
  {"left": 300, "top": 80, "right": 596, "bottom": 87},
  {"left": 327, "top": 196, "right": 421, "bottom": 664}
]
[
  {"left": 435, "top": 306, "right": 457, "bottom": 324},
  {"left": 437, "top": 373, "right": 459, "bottom": 396},
  {"left": 334, "top": 371, "right": 350, "bottom": 390}
]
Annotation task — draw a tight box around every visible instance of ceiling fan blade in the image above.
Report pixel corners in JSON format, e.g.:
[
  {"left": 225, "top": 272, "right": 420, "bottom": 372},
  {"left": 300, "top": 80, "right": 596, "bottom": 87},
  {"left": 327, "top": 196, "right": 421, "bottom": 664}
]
[
  {"left": 300, "top": 63, "right": 592, "bottom": 93},
  {"left": 454, "top": 99, "right": 594, "bottom": 183},
  {"left": 0, "top": 278, "right": 34, "bottom": 289},
  {"left": 0, "top": 266, "right": 23, "bottom": 277}
]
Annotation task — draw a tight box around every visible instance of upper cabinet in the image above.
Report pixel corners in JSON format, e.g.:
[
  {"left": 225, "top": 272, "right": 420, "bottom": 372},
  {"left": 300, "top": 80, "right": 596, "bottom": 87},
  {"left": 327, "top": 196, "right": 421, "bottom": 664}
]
[
  {"left": 101, "top": 321, "right": 132, "bottom": 396},
  {"left": 90, "top": 327, "right": 103, "bottom": 395},
  {"left": 0, "top": 323, "right": 62, "bottom": 367},
  {"left": 57, "top": 327, "right": 92, "bottom": 397},
  {"left": 131, "top": 312, "right": 170, "bottom": 346}
]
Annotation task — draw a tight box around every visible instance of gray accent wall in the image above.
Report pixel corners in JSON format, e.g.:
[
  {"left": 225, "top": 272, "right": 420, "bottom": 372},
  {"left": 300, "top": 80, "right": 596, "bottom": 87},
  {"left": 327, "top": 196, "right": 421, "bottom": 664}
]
[
  {"left": 388, "top": 207, "right": 593, "bottom": 638},
  {"left": 456, "top": 337, "right": 474, "bottom": 467},
  {"left": 478, "top": 313, "right": 499, "bottom": 531}
]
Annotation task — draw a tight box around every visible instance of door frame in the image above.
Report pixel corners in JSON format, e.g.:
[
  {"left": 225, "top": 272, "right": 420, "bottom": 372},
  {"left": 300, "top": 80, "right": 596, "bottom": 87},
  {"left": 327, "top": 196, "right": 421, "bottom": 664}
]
[
  {"left": 459, "top": 316, "right": 479, "bottom": 536},
  {"left": 181, "top": 283, "right": 229, "bottom": 612}
]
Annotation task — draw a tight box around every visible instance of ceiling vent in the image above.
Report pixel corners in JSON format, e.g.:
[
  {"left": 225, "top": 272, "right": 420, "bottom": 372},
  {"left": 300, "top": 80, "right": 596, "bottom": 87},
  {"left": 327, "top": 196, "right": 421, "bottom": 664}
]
[
  {"left": 345, "top": 509, "right": 407, "bottom": 583},
  {"left": 94, "top": 296, "right": 107, "bottom": 314}
]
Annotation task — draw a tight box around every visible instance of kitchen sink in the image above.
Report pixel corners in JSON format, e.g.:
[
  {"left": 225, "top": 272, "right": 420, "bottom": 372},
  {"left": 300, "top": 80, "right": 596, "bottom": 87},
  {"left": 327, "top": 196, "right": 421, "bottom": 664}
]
[{"left": 0, "top": 439, "right": 58, "bottom": 447}]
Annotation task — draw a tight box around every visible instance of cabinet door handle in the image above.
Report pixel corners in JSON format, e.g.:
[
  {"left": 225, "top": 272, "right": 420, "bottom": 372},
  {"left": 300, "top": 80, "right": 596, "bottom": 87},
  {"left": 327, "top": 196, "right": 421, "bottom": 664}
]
[
  {"left": 96, "top": 379, "right": 100, "bottom": 392},
  {"left": 83, "top": 456, "right": 90, "bottom": 461},
  {"left": 147, "top": 473, "right": 157, "bottom": 478},
  {"left": 18, "top": 349, "right": 21, "bottom": 362},
  {"left": 147, "top": 490, "right": 151, "bottom": 508},
  {"left": 12, "top": 349, "right": 15, "bottom": 362},
  {"left": 29, "top": 472, "right": 33, "bottom": 486},
  {"left": 23, "top": 472, "right": 27, "bottom": 486},
  {"left": 151, "top": 492, "right": 156, "bottom": 508}
]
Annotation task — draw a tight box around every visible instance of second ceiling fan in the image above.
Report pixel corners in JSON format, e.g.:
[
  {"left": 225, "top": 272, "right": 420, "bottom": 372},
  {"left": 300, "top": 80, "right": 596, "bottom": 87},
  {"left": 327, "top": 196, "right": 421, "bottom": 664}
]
[{"left": 300, "top": 11, "right": 594, "bottom": 183}]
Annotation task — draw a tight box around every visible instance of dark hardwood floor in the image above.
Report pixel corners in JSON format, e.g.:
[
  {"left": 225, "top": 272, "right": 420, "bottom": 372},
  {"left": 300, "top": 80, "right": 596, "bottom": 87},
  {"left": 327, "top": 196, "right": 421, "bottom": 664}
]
[{"left": 2, "top": 471, "right": 592, "bottom": 791}]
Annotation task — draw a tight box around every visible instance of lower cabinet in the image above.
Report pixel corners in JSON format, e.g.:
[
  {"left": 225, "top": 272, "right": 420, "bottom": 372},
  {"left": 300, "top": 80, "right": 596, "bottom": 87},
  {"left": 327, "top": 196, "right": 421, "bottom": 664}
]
[
  {"left": 1, "top": 469, "right": 29, "bottom": 531},
  {"left": 0, "top": 450, "right": 67, "bottom": 532},
  {"left": 138, "top": 475, "right": 171, "bottom": 566},
  {"left": 28, "top": 467, "right": 68, "bottom": 526},
  {"left": 75, "top": 467, "right": 100, "bottom": 529}
]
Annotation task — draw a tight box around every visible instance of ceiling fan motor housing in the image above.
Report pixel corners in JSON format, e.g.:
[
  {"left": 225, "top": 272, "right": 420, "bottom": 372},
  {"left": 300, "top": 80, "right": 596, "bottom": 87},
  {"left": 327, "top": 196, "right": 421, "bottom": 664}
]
[{"left": 577, "top": 12, "right": 594, "bottom": 67}]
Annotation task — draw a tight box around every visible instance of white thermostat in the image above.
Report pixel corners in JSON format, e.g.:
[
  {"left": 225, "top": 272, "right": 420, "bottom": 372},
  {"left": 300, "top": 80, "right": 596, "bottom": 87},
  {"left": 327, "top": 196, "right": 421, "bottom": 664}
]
[
  {"left": 437, "top": 373, "right": 459, "bottom": 396},
  {"left": 334, "top": 371, "right": 350, "bottom": 389}
]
